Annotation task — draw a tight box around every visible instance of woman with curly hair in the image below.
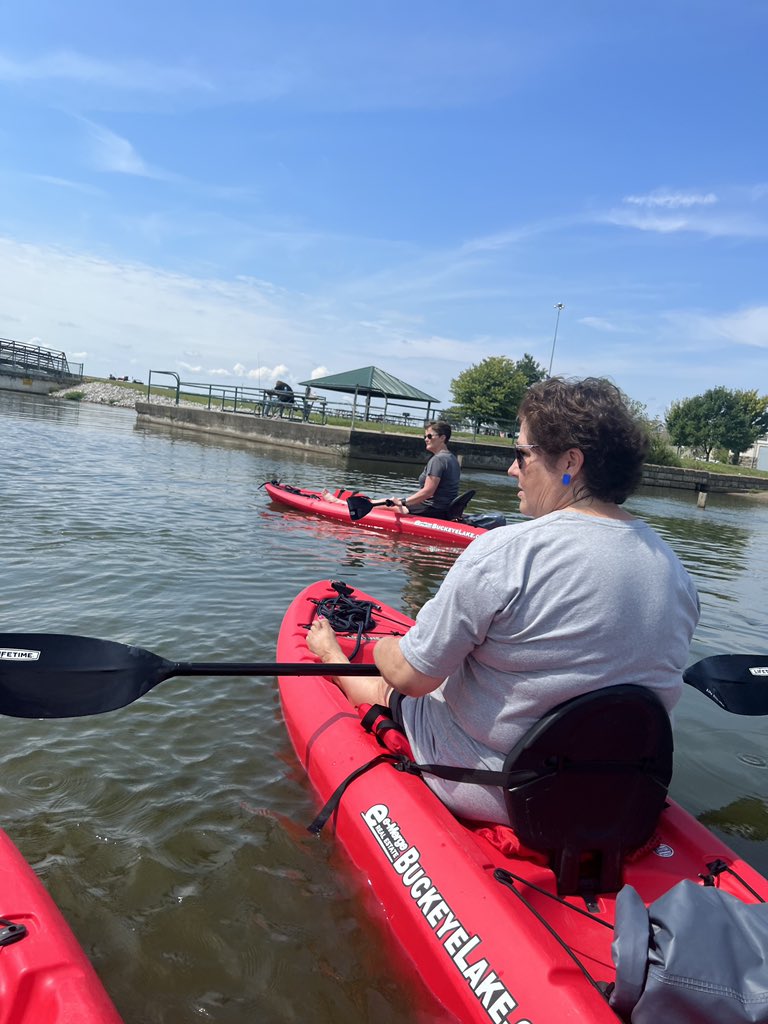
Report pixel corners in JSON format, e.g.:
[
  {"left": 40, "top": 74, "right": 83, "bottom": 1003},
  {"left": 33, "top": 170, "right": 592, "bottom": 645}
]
[{"left": 308, "top": 377, "right": 699, "bottom": 824}]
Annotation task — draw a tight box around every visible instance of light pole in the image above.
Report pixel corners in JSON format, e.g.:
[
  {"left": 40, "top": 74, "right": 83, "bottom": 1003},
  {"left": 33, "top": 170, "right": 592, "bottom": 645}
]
[{"left": 548, "top": 303, "right": 564, "bottom": 377}]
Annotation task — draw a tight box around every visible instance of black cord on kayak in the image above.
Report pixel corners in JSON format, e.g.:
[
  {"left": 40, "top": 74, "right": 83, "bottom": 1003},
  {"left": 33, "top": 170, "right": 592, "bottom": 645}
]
[
  {"left": 493, "top": 870, "right": 610, "bottom": 997},
  {"left": 699, "top": 858, "right": 766, "bottom": 902},
  {"left": 312, "top": 582, "right": 380, "bottom": 661}
]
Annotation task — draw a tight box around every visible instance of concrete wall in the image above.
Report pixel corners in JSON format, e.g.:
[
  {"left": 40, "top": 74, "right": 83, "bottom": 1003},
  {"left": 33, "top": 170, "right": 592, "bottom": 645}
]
[
  {"left": 0, "top": 374, "right": 63, "bottom": 395},
  {"left": 136, "top": 402, "right": 353, "bottom": 454},
  {"left": 134, "top": 403, "right": 768, "bottom": 494}
]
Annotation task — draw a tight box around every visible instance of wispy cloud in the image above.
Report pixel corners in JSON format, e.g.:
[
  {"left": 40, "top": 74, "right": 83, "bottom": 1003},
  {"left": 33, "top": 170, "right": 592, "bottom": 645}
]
[
  {"left": 83, "top": 119, "right": 155, "bottom": 177},
  {"left": 623, "top": 190, "right": 718, "bottom": 209},
  {"left": 0, "top": 50, "right": 212, "bottom": 94},
  {"left": 697, "top": 306, "right": 768, "bottom": 349},
  {"left": 579, "top": 316, "right": 620, "bottom": 332},
  {"left": 33, "top": 174, "right": 103, "bottom": 196}
]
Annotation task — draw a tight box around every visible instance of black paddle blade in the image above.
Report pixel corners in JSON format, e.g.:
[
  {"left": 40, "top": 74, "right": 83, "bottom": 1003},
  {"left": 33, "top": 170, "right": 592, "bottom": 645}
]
[
  {"left": 684, "top": 655, "right": 768, "bottom": 716},
  {"left": 346, "top": 496, "right": 394, "bottom": 521},
  {"left": 0, "top": 634, "right": 174, "bottom": 719}
]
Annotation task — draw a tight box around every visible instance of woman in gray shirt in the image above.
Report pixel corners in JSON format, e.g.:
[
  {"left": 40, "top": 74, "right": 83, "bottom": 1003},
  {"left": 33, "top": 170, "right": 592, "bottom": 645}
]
[{"left": 308, "top": 378, "right": 699, "bottom": 822}]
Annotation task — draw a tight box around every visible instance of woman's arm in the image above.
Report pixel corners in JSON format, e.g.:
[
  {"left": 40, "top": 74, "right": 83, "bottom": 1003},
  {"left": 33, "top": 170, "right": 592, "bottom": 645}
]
[
  {"left": 392, "top": 474, "right": 440, "bottom": 512},
  {"left": 373, "top": 636, "right": 444, "bottom": 696}
]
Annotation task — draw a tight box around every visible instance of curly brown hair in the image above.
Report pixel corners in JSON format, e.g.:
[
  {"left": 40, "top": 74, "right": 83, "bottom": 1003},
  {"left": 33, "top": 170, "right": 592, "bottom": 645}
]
[{"left": 518, "top": 377, "right": 649, "bottom": 504}]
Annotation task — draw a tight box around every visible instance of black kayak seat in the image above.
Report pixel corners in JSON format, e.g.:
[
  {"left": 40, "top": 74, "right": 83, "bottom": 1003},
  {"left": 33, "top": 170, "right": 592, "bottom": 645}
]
[
  {"left": 421, "top": 490, "right": 476, "bottom": 521},
  {"left": 502, "top": 684, "right": 673, "bottom": 896},
  {"left": 446, "top": 489, "right": 476, "bottom": 520}
]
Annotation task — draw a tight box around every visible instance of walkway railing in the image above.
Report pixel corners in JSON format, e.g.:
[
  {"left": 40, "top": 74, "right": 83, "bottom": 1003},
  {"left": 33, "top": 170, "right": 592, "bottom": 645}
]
[
  {"left": 0, "top": 337, "right": 83, "bottom": 380},
  {"left": 146, "top": 372, "right": 329, "bottom": 423}
]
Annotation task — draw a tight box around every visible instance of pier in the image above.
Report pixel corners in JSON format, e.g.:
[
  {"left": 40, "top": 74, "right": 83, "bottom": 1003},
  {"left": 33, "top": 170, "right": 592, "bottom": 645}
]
[{"left": 0, "top": 337, "right": 84, "bottom": 395}]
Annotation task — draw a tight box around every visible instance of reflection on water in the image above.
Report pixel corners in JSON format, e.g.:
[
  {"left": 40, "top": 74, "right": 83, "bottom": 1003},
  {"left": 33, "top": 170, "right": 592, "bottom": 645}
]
[
  {"left": 700, "top": 797, "right": 768, "bottom": 843},
  {"left": 1, "top": 391, "right": 767, "bottom": 1024}
]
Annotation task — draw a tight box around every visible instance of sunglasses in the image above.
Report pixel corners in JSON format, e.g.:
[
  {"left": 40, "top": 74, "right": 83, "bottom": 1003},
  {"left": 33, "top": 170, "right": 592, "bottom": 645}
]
[
  {"left": 424, "top": 433, "right": 439, "bottom": 440},
  {"left": 513, "top": 444, "right": 541, "bottom": 468}
]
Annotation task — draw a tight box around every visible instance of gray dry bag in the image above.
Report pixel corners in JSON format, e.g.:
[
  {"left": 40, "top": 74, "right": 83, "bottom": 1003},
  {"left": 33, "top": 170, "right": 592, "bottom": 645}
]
[{"left": 610, "top": 879, "right": 768, "bottom": 1023}]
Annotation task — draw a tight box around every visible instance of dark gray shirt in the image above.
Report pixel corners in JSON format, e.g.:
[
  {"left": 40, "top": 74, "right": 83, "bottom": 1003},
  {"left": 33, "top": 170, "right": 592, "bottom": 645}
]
[{"left": 412, "top": 450, "right": 461, "bottom": 513}]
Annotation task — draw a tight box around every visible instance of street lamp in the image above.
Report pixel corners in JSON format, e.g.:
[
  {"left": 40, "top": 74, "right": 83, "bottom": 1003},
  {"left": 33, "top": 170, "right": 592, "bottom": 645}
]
[{"left": 548, "top": 303, "right": 565, "bottom": 377}]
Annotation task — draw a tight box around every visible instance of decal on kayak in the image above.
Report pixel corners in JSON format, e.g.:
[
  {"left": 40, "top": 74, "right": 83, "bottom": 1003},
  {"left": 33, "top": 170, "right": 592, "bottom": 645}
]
[
  {"left": 362, "top": 803, "right": 530, "bottom": 1024},
  {"left": 749, "top": 667, "right": 768, "bottom": 676},
  {"left": 0, "top": 648, "right": 40, "bottom": 661},
  {"left": 411, "top": 518, "right": 477, "bottom": 537}
]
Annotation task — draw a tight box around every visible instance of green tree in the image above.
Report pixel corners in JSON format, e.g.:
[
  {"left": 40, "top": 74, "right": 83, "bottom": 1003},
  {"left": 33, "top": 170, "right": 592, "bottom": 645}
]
[
  {"left": 450, "top": 354, "right": 546, "bottom": 433},
  {"left": 666, "top": 387, "right": 768, "bottom": 462},
  {"left": 721, "top": 390, "right": 768, "bottom": 464}
]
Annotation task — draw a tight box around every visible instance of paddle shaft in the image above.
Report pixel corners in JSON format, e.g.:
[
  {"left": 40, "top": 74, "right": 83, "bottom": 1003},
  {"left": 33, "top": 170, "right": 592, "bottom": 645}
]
[{"left": 171, "top": 661, "right": 380, "bottom": 677}]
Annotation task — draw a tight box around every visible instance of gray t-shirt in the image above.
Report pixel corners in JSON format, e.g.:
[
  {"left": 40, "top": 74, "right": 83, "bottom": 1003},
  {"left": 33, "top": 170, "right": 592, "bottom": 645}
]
[
  {"left": 399, "top": 510, "right": 700, "bottom": 822},
  {"left": 412, "top": 449, "right": 461, "bottom": 513}
]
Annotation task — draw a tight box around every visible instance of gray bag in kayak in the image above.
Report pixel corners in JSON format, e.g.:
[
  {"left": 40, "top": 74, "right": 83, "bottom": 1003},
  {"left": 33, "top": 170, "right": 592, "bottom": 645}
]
[{"left": 609, "top": 879, "right": 768, "bottom": 1023}]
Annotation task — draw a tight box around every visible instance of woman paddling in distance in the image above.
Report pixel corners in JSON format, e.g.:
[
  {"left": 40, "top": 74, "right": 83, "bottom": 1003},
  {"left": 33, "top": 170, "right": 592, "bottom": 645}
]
[
  {"left": 308, "top": 377, "right": 700, "bottom": 825},
  {"left": 390, "top": 420, "right": 460, "bottom": 518},
  {"left": 322, "top": 420, "right": 461, "bottom": 519}
]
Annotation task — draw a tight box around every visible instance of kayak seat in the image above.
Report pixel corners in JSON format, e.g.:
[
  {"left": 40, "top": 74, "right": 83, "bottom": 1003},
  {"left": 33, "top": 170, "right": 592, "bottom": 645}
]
[
  {"left": 424, "top": 490, "right": 476, "bottom": 521},
  {"left": 446, "top": 489, "right": 475, "bottom": 520},
  {"left": 502, "top": 684, "right": 673, "bottom": 897}
]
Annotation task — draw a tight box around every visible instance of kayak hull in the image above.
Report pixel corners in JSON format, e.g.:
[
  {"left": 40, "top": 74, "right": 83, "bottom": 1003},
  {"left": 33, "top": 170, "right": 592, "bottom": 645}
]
[
  {"left": 264, "top": 481, "right": 489, "bottom": 547},
  {"left": 277, "top": 579, "right": 768, "bottom": 1024},
  {"left": 0, "top": 828, "right": 122, "bottom": 1024}
]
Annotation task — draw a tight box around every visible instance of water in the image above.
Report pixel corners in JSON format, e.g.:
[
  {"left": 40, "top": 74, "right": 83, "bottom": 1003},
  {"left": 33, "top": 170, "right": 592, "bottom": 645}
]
[{"left": 1, "top": 392, "right": 767, "bottom": 1023}]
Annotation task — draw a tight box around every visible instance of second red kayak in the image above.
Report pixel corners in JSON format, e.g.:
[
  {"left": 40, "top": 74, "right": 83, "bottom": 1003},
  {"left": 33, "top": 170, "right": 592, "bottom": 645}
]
[
  {"left": 264, "top": 481, "right": 494, "bottom": 547},
  {"left": 0, "top": 827, "right": 122, "bottom": 1024}
]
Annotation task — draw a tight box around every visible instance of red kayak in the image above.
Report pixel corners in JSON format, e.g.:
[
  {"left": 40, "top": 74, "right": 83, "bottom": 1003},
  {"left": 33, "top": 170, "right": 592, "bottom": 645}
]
[
  {"left": 0, "top": 828, "right": 121, "bottom": 1024},
  {"left": 277, "top": 579, "right": 768, "bottom": 1024},
  {"left": 264, "top": 481, "right": 491, "bottom": 547}
]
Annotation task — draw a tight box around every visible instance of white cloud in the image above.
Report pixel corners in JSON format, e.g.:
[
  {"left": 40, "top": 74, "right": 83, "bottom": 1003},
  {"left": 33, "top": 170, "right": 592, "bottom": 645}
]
[
  {"left": 624, "top": 190, "right": 718, "bottom": 209},
  {"left": 83, "top": 120, "right": 154, "bottom": 177},
  {"left": 579, "top": 316, "right": 619, "bottom": 332},
  {"left": 0, "top": 50, "right": 212, "bottom": 93},
  {"left": 311, "top": 366, "right": 329, "bottom": 379},
  {"left": 702, "top": 306, "right": 768, "bottom": 348}
]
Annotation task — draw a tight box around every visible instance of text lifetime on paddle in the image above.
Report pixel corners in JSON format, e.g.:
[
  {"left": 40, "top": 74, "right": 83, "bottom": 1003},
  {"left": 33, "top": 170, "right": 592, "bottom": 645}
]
[{"left": 0, "top": 649, "right": 41, "bottom": 661}]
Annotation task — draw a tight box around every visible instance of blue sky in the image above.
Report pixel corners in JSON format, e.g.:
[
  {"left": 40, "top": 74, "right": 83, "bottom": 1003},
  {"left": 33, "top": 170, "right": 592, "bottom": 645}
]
[{"left": 0, "top": 1, "right": 766, "bottom": 419}]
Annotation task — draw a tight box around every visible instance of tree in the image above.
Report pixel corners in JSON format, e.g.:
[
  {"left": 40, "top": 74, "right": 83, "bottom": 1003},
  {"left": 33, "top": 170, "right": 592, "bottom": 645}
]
[
  {"left": 665, "top": 387, "right": 768, "bottom": 462},
  {"left": 721, "top": 390, "right": 768, "bottom": 464},
  {"left": 450, "top": 354, "right": 547, "bottom": 433}
]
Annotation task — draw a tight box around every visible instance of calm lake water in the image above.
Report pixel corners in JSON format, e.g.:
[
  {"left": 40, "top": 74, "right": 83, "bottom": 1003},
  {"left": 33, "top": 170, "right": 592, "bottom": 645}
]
[{"left": 1, "top": 391, "right": 766, "bottom": 1023}]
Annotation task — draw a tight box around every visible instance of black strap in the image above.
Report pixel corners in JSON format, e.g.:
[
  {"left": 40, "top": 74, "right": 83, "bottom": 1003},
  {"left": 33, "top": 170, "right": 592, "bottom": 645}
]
[
  {"left": 360, "top": 703, "right": 408, "bottom": 749},
  {"left": 308, "top": 753, "right": 405, "bottom": 834}
]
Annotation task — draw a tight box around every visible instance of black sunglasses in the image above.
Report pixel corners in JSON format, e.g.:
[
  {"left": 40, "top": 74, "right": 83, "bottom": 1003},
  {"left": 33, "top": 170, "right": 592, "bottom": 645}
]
[
  {"left": 425, "top": 433, "right": 438, "bottom": 440},
  {"left": 513, "top": 444, "right": 541, "bottom": 468}
]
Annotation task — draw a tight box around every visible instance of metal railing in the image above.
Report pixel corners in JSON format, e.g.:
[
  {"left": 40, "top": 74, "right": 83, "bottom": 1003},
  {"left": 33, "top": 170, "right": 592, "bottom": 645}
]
[
  {"left": 146, "top": 372, "right": 329, "bottom": 423},
  {"left": 0, "top": 337, "right": 83, "bottom": 380}
]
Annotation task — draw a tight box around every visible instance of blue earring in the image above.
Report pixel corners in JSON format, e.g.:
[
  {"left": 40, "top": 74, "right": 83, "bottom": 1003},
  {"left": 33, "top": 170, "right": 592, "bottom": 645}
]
[{"left": 562, "top": 473, "right": 571, "bottom": 486}]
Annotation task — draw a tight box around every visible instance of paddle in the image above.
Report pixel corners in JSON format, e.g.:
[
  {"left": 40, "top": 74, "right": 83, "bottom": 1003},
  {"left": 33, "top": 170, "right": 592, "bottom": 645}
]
[
  {"left": 682, "top": 654, "right": 768, "bottom": 716},
  {"left": 346, "top": 495, "right": 397, "bottom": 522},
  {"left": 0, "top": 635, "right": 766, "bottom": 720},
  {"left": 0, "top": 633, "right": 380, "bottom": 719}
]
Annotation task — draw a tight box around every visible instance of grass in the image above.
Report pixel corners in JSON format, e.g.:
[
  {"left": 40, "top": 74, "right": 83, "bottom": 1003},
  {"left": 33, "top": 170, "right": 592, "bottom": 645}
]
[{"left": 677, "top": 457, "right": 768, "bottom": 479}]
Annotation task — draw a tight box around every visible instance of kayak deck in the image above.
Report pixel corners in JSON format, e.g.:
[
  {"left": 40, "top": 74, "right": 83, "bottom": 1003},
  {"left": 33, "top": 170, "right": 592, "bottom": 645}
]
[
  {"left": 264, "top": 481, "right": 489, "bottom": 547},
  {"left": 277, "top": 579, "right": 768, "bottom": 1024},
  {"left": 0, "top": 828, "right": 122, "bottom": 1024}
]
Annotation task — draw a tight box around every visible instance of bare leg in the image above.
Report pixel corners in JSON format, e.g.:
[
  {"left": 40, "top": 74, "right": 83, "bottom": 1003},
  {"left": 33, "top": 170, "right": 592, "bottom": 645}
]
[
  {"left": 320, "top": 489, "right": 344, "bottom": 504},
  {"left": 307, "top": 617, "right": 394, "bottom": 709}
]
